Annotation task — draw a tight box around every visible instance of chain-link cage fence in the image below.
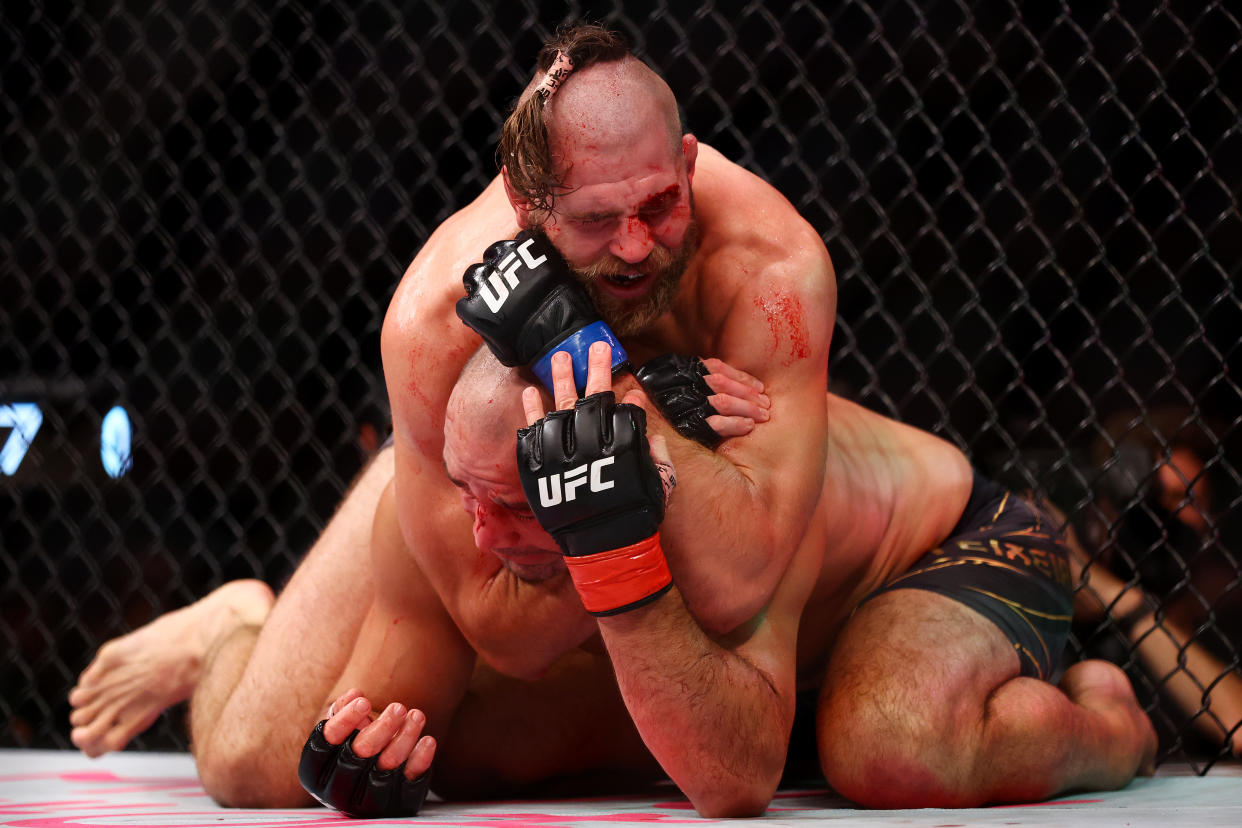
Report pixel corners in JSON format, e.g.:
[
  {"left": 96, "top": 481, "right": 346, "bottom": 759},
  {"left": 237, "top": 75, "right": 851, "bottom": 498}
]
[{"left": 3, "top": 0, "right": 1239, "bottom": 772}]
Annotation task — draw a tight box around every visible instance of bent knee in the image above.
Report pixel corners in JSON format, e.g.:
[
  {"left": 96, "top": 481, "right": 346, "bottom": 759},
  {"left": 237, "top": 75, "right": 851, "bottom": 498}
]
[
  {"left": 817, "top": 690, "right": 982, "bottom": 808},
  {"left": 821, "top": 745, "right": 984, "bottom": 809}
]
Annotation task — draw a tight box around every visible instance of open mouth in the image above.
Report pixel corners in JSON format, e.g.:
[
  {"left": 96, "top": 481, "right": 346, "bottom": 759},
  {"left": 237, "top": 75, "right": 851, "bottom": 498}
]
[{"left": 599, "top": 271, "right": 655, "bottom": 296}]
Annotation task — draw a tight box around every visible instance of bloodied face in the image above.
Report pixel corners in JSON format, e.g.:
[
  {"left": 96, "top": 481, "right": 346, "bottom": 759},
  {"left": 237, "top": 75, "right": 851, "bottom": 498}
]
[{"left": 538, "top": 119, "right": 701, "bottom": 336}]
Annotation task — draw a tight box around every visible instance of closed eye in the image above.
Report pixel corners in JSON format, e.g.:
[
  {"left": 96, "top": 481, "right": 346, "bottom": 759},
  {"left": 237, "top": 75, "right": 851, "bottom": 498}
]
[
  {"left": 498, "top": 501, "right": 537, "bottom": 520},
  {"left": 575, "top": 215, "right": 615, "bottom": 231}
]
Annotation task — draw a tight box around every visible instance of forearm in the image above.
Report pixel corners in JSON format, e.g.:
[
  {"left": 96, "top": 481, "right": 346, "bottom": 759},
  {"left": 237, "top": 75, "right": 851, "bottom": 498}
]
[
  {"left": 622, "top": 377, "right": 824, "bottom": 629},
  {"left": 596, "top": 589, "right": 790, "bottom": 817},
  {"left": 671, "top": 447, "right": 820, "bottom": 627}
]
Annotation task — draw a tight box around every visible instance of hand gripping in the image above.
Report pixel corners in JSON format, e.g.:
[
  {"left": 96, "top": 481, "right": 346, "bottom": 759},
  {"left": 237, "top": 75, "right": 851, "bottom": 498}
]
[
  {"left": 455, "top": 230, "right": 628, "bottom": 392},
  {"left": 298, "top": 720, "right": 431, "bottom": 818},
  {"left": 634, "top": 354, "right": 722, "bottom": 448},
  {"left": 517, "top": 392, "right": 672, "bottom": 615}
]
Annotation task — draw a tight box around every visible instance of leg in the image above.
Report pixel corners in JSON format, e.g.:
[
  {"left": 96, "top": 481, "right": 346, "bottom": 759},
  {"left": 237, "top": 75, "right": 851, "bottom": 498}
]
[
  {"left": 190, "top": 446, "right": 394, "bottom": 807},
  {"left": 68, "top": 579, "right": 274, "bottom": 756},
  {"left": 817, "top": 589, "right": 1156, "bottom": 808}
]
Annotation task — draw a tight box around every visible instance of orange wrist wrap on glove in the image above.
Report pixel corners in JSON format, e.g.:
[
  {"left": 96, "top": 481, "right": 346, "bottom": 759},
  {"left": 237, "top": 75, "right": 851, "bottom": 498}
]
[{"left": 564, "top": 533, "right": 672, "bottom": 616}]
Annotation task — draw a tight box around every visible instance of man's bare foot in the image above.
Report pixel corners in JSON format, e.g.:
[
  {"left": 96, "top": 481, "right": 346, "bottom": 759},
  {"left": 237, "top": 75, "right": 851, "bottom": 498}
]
[
  {"left": 1060, "top": 659, "right": 1158, "bottom": 781},
  {"left": 68, "top": 579, "right": 274, "bottom": 756}
]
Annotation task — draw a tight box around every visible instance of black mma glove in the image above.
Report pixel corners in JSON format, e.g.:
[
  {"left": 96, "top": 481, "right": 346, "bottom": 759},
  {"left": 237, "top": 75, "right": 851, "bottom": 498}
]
[
  {"left": 517, "top": 391, "right": 672, "bottom": 615},
  {"left": 634, "top": 354, "right": 722, "bottom": 448},
  {"left": 456, "top": 230, "right": 630, "bottom": 393},
  {"left": 298, "top": 720, "right": 430, "bottom": 818}
]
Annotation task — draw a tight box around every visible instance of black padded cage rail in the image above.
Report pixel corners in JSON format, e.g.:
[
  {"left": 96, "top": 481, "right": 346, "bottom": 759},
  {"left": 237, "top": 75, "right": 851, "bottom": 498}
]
[{"left": 2, "top": 0, "right": 1239, "bottom": 773}]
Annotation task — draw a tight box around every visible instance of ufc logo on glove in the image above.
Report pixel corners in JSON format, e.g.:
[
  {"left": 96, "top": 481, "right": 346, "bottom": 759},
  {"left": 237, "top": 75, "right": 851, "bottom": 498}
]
[
  {"left": 478, "top": 238, "right": 548, "bottom": 312},
  {"left": 457, "top": 231, "right": 630, "bottom": 393},
  {"left": 517, "top": 392, "right": 672, "bottom": 616},
  {"left": 536, "top": 457, "right": 615, "bottom": 506}
]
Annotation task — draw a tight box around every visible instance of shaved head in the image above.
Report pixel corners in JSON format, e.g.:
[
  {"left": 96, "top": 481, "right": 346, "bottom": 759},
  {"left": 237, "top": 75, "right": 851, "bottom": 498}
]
[
  {"left": 543, "top": 57, "right": 682, "bottom": 179},
  {"left": 498, "top": 24, "right": 686, "bottom": 219},
  {"left": 445, "top": 348, "right": 529, "bottom": 456},
  {"left": 443, "top": 350, "right": 564, "bottom": 582}
]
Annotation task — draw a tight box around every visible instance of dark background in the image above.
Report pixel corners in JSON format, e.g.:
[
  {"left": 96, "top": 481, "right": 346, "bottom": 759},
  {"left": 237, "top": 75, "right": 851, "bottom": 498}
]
[{"left": 3, "top": 0, "right": 1239, "bottom": 767}]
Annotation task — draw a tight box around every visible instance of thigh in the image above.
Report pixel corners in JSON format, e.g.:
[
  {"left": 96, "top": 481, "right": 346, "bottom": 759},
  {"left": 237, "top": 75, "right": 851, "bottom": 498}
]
[
  {"left": 863, "top": 483, "right": 1075, "bottom": 681},
  {"left": 821, "top": 588, "right": 1020, "bottom": 728},
  {"left": 214, "top": 449, "right": 395, "bottom": 743},
  {"left": 819, "top": 482, "right": 1074, "bottom": 738}
]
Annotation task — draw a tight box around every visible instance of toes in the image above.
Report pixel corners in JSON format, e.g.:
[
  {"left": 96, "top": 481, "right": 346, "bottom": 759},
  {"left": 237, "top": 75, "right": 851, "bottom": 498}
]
[
  {"left": 70, "top": 698, "right": 123, "bottom": 756},
  {"left": 105, "top": 703, "right": 163, "bottom": 754},
  {"left": 69, "top": 702, "right": 97, "bottom": 727},
  {"left": 72, "top": 694, "right": 166, "bottom": 756},
  {"left": 72, "top": 657, "right": 107, "bottom": 696},
  {"left": 69, "top": 672, "right": 143, "bottom": 727},
  {"left": 71, "top": 723, "right": 107, "bottom": 757},
  {"left": 68, "top": 683, "right": 93, "bottom": 708}
]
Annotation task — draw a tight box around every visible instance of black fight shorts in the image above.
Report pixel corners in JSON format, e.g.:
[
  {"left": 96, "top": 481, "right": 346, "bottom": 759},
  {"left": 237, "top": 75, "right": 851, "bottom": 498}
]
[{"left": 865, "top": 472, "right": 1074, "bottom": 680}]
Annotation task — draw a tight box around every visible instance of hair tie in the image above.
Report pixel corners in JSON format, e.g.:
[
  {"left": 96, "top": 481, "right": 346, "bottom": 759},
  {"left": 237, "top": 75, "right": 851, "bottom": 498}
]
[{"left": 535, "top": 51, "right": 575, "bottom": 101}]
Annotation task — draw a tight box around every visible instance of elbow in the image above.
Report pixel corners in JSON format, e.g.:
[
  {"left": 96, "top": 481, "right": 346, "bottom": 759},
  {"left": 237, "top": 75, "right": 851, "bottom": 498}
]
[
  {"left": 693, "top": 589, "right": 767, "bottom": 637},
  {"left": 684, "top": 765, "right": 780, "bottom": 818},
  {"left": 197, "top": 732, "right": 310, "bottom": 808},
  {"left": 689, "top": 784, "right": 774, "bottom": 818}
]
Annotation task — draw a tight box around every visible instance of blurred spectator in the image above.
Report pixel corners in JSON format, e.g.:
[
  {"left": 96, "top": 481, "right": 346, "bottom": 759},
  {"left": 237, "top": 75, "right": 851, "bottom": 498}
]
[{"left": 1003, "top": 406, "right": 1241, "bottom": 758}]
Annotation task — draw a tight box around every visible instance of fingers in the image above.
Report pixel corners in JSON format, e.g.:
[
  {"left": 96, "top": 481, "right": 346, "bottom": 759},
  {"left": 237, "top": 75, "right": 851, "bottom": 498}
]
[
  {"left": 707, "top": 390, "right": 769, "bottom": 423},
  {"left": 374, "top": 708, "right": 436, "bottom": 778},
  {"left": 706, "top": 414, "right": 756, "bottom": 440},
  {"left": 551, "top": 351, "right": 577, "bottom": 410},
  {"left": 522, "top": 386, "right": 545, "bottom": 427},
  {"left": 352, "top": 701, "right": 409, "bottom": 758},
  {"left": 326, "top": 697, "right": 438, "bottom": 780},
  {"left": 621, "top": 387, "right": 650, "bottom": 411},
  {"left": 701, "top": 357, "right": 764, "bottom": 393},
  {"left": 648, "top": 432, "right": 671, "bottom": 466},
  {"left": 703, "top": 371, "right": 769, "bottom": 408},
  {"left": 327, "top": 687, "right": 365, "bottom": 718},
  {"left": 405, "top": 734, "right": 437, "bottom": 780},
  {"left": 324, "top": 693, "right": 372, "bottom": 743},
  {"left": 543, "top": 343, "right": 614, "bottom": 417},
  {"left": 700, "top": 361, "right": 769, "bottom": 435},
  {"left": 585, "top": 341, "right": 612, "bottom": 396}
]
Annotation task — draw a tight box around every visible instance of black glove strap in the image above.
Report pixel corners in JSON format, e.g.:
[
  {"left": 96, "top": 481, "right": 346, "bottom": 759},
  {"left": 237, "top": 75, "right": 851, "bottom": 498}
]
[
  {"left": 635, "top": 354, "right": 722, "bottom": 448},
  {"left": 298, "top": 720, "right": 431, "bottom": 818}
]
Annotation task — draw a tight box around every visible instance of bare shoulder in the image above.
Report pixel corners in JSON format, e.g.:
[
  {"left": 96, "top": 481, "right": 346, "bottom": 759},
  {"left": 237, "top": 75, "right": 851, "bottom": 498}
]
[
  {"left": 383, "top": 176, "right": 518, "bottom": 340},
  {"left": 691, "top": 144, "right": 836, "bottom": 369},
  {"left": 380, "top": 177, "right": 519, "bottom": 443}
]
